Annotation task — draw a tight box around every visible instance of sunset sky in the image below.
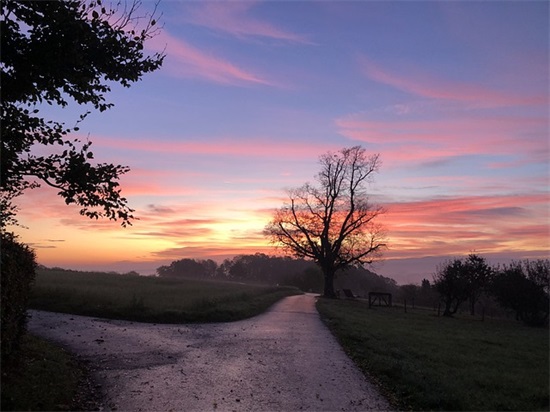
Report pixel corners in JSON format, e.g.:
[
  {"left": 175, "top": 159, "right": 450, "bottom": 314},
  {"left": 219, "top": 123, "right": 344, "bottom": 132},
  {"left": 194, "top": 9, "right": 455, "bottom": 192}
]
[{"left": 13, "top": 1, "right": 549, "bottom": 284}]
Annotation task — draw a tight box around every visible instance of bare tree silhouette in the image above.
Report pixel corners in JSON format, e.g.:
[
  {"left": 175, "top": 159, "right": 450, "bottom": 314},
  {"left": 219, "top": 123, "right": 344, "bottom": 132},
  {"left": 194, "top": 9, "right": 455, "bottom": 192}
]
[{"left": 265, "top": 146, "right": 386, "bottom": 298}]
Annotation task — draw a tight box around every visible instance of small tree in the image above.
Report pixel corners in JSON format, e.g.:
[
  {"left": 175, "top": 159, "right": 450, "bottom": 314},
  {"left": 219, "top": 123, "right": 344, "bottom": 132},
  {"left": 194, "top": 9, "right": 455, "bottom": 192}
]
[
  {"left": 417, "top": 278, "right": 438, "bottom": 308},
  {"left": 400, "top": 284, "right": 418, "bottom": 307},
  {"left": 433, "top": 259, "right": 470, "bottom": 316},
  {"left": 463, "top": 254, "right": 493, "bottom": 316},
  {"left": 264, "top": 146, "right": 386, "bottom": 298},
  {"left": 434, "top": 254, "right": 493, "bottom": 317}
]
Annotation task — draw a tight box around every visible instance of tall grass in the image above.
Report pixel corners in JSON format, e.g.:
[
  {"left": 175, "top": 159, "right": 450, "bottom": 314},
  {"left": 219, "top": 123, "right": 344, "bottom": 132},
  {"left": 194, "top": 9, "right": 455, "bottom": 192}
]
[
  {"left": 317, "top": 298, "right": 549, "bottom": 411},
  {"left": 30, "top": 269, "right": 301, "bottom": 323}
]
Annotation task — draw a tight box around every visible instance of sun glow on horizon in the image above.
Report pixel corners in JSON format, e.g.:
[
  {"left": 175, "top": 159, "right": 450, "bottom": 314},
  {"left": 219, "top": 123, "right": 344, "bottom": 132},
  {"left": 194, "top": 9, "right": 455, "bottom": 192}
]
[{"left": 9, "top": 1, "right": 548, "bottom": 283}]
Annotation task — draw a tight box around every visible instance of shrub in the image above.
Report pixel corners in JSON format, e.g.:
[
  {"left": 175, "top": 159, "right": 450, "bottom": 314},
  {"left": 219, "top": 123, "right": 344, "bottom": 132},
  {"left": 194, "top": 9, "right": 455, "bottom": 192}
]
[{"left": 1, "top": 232, "right": 37, "bottom": 363}]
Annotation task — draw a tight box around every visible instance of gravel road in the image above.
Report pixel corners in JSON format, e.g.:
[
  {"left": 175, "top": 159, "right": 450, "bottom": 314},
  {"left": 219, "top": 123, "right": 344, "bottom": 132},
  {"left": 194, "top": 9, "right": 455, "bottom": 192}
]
[{"left": 28, "top": 293, "right": 391, "bottom": 411}]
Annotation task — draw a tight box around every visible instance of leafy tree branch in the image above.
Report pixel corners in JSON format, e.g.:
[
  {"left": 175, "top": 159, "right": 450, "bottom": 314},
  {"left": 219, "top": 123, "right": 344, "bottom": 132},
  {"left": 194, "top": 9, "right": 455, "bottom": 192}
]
[{"left": 1, "top": 0, "right": 165, "bottom": 228}]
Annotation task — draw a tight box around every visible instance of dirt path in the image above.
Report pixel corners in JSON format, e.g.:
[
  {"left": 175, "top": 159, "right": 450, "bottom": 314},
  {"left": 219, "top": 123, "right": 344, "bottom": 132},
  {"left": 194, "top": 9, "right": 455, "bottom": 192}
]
[{"left": 28, "top": 294, "right": 391, "bottom": 411}]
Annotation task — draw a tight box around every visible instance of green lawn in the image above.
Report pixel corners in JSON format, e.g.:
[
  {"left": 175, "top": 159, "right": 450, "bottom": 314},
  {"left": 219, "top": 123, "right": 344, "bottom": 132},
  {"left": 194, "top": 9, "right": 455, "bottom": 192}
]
[
  {"left": 316, "top": 298, "right": 549, "bottom": 411},
  {"left": 30, "top": 268, "right": 301, "bottom": 323}
]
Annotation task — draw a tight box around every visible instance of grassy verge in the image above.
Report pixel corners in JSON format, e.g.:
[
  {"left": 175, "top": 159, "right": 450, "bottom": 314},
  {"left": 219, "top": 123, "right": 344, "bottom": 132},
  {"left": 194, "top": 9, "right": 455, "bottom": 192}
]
[
  {"left": 30, "top": 268, "right": 301, "bottom": 323},
  {"left": 1, "top": 334, "right": 94, "bottom": 411},
  {"left": 316, "top": 298, "right": 549, "bottom": 411}
]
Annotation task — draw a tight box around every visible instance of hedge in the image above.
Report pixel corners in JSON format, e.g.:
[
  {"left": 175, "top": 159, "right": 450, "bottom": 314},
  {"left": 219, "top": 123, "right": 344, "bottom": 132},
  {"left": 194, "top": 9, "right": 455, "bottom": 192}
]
[{"left": 1, "top": 232, "right": 37, "bottom": 363}]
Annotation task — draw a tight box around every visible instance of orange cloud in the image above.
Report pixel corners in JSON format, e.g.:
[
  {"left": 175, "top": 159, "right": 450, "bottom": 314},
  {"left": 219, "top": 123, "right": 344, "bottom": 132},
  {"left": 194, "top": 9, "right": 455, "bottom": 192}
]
[{"left": 14, "top": 184, "right": 547, "bottom": 278}]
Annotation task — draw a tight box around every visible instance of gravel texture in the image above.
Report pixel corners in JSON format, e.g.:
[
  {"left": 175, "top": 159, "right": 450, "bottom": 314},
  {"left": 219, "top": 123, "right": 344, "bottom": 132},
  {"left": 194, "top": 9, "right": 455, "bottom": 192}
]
[{"left": 28, "top": 293, "right": 391, "bottom": 411}]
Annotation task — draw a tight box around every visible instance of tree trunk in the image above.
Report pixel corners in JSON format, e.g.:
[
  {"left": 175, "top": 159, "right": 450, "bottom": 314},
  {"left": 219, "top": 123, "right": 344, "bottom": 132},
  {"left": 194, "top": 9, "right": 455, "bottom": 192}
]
[
  {"left": 451, "top": 299, "right": 461, "bottom": 315},
  {"left": 442, "top": 298, "right": 454, "bottom": 317},
  {"left": 469, "top": 292, "right": 480, "bottom": 316},
  {"left": 322, "top": 267, "right": 336, "bottom": 298}
]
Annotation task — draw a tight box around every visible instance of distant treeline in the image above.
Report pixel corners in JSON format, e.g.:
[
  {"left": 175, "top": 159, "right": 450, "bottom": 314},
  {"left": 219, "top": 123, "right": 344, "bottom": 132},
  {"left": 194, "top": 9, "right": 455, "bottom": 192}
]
[
  {"left": 35, "top": 254, "right": 548, "bottom": 327},
  {"left": 37, "top": 265, "right": 141, "bottom": 277},
  {"left": 156, "top": 253, "right": 397, "bottom": 295},
  {"left": 156, "top": 254, "right": 549, "bottom": 326}
]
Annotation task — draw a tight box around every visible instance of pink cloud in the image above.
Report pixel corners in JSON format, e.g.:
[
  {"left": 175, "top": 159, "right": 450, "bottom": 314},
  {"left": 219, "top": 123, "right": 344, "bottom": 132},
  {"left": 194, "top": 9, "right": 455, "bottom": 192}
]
[
  {"left": 185, "top": 2, "right": 313, "bottom": 44},
  {"left": 383, "top": 193, "right": 547, "bottom": 220},
  {"left": 335, "top": 114, "right": 548, "bottom": 166},
  {"left": 147, "top": 31, "right": 275, "bottom": 86},
  {"left": 90, "top": 134, "right": 340, "bottom": 161},
  {"left": 118, "top": 169, "right": 209, "bottom": 197},
  {"left": 378, "top": 193, "right": 548, "bottom": 258},
  {"left": 337, "top": 116, "right": 544, "bottom": 145},
  {"left": 10, "top": 177, "right": 209, "bottom": 232},
  {"left": 359, "top": 56, "right": 547, "bottom": 107},
  {"left": 14, "top": 184, "right": 547, "bottom": 279},
  {"left": 136, "top": 192, "right": 548, "bottom": 271}
]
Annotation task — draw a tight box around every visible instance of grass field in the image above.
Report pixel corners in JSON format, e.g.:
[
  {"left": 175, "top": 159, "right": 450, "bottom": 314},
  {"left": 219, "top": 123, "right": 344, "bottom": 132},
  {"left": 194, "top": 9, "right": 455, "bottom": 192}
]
[
  {"left": 316, "top": 298, "right": 549, "bottom": 411},
  {"left": 1, "top": 334, "right": 85, "bottom": 411},
  {"left": 29, "top": 268, "right": 301, "bottom": 323},
  {"left": 14, "top": 269, "right": 549, "bottom": 411},
  {"left": 3, "top": 269, "right": 300, "bottom": 411}
]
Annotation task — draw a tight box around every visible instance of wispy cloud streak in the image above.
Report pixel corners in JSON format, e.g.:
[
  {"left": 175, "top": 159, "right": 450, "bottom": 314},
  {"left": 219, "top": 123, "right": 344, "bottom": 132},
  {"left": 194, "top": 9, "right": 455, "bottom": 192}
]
[
  {"left": 336, "top": 113, "right": 548, "bottom": 167},
  {"left": 184, "top": 2, "right": 313, "bottom": 44},
  {"left": 90, "top": 135, "right": 339, "bottom": 160},
  {"left": 359, "top": 56, "right": 546, "bottom": 107},
  {"left": 147, "top": 31, "right": 274, "bottom": 86}
]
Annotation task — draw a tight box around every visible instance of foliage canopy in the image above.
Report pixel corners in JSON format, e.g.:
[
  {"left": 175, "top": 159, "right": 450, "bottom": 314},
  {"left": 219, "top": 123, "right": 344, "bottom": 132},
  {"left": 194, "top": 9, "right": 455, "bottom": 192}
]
[
  {"left": 491, "top": 259, "right": 549, "bottom": 327},
  {"left": 1, "top": 0, "right": 164, "bottom": 227},
  {"left": 433, "top": 254, "right": 493, "bottom": 317}
]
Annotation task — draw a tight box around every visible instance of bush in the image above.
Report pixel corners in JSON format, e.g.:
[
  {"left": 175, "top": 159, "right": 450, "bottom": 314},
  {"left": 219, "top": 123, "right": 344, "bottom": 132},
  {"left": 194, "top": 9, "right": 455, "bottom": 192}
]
[{"left": 1, "top": 232, "right": 37, "bottom": 363}]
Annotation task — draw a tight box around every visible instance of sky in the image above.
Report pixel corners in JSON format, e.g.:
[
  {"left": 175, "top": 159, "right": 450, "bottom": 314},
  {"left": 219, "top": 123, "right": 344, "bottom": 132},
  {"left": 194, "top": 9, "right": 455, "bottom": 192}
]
[{"left": 13, "top": 1, "right": 549, "bottom": 284}]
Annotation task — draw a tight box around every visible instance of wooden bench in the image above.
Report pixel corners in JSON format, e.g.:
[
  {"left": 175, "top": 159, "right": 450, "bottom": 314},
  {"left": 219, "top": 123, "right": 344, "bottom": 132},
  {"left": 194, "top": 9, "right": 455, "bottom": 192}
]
[{"left": 368, "top": 292, "right": 392, "bottom": 308}]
